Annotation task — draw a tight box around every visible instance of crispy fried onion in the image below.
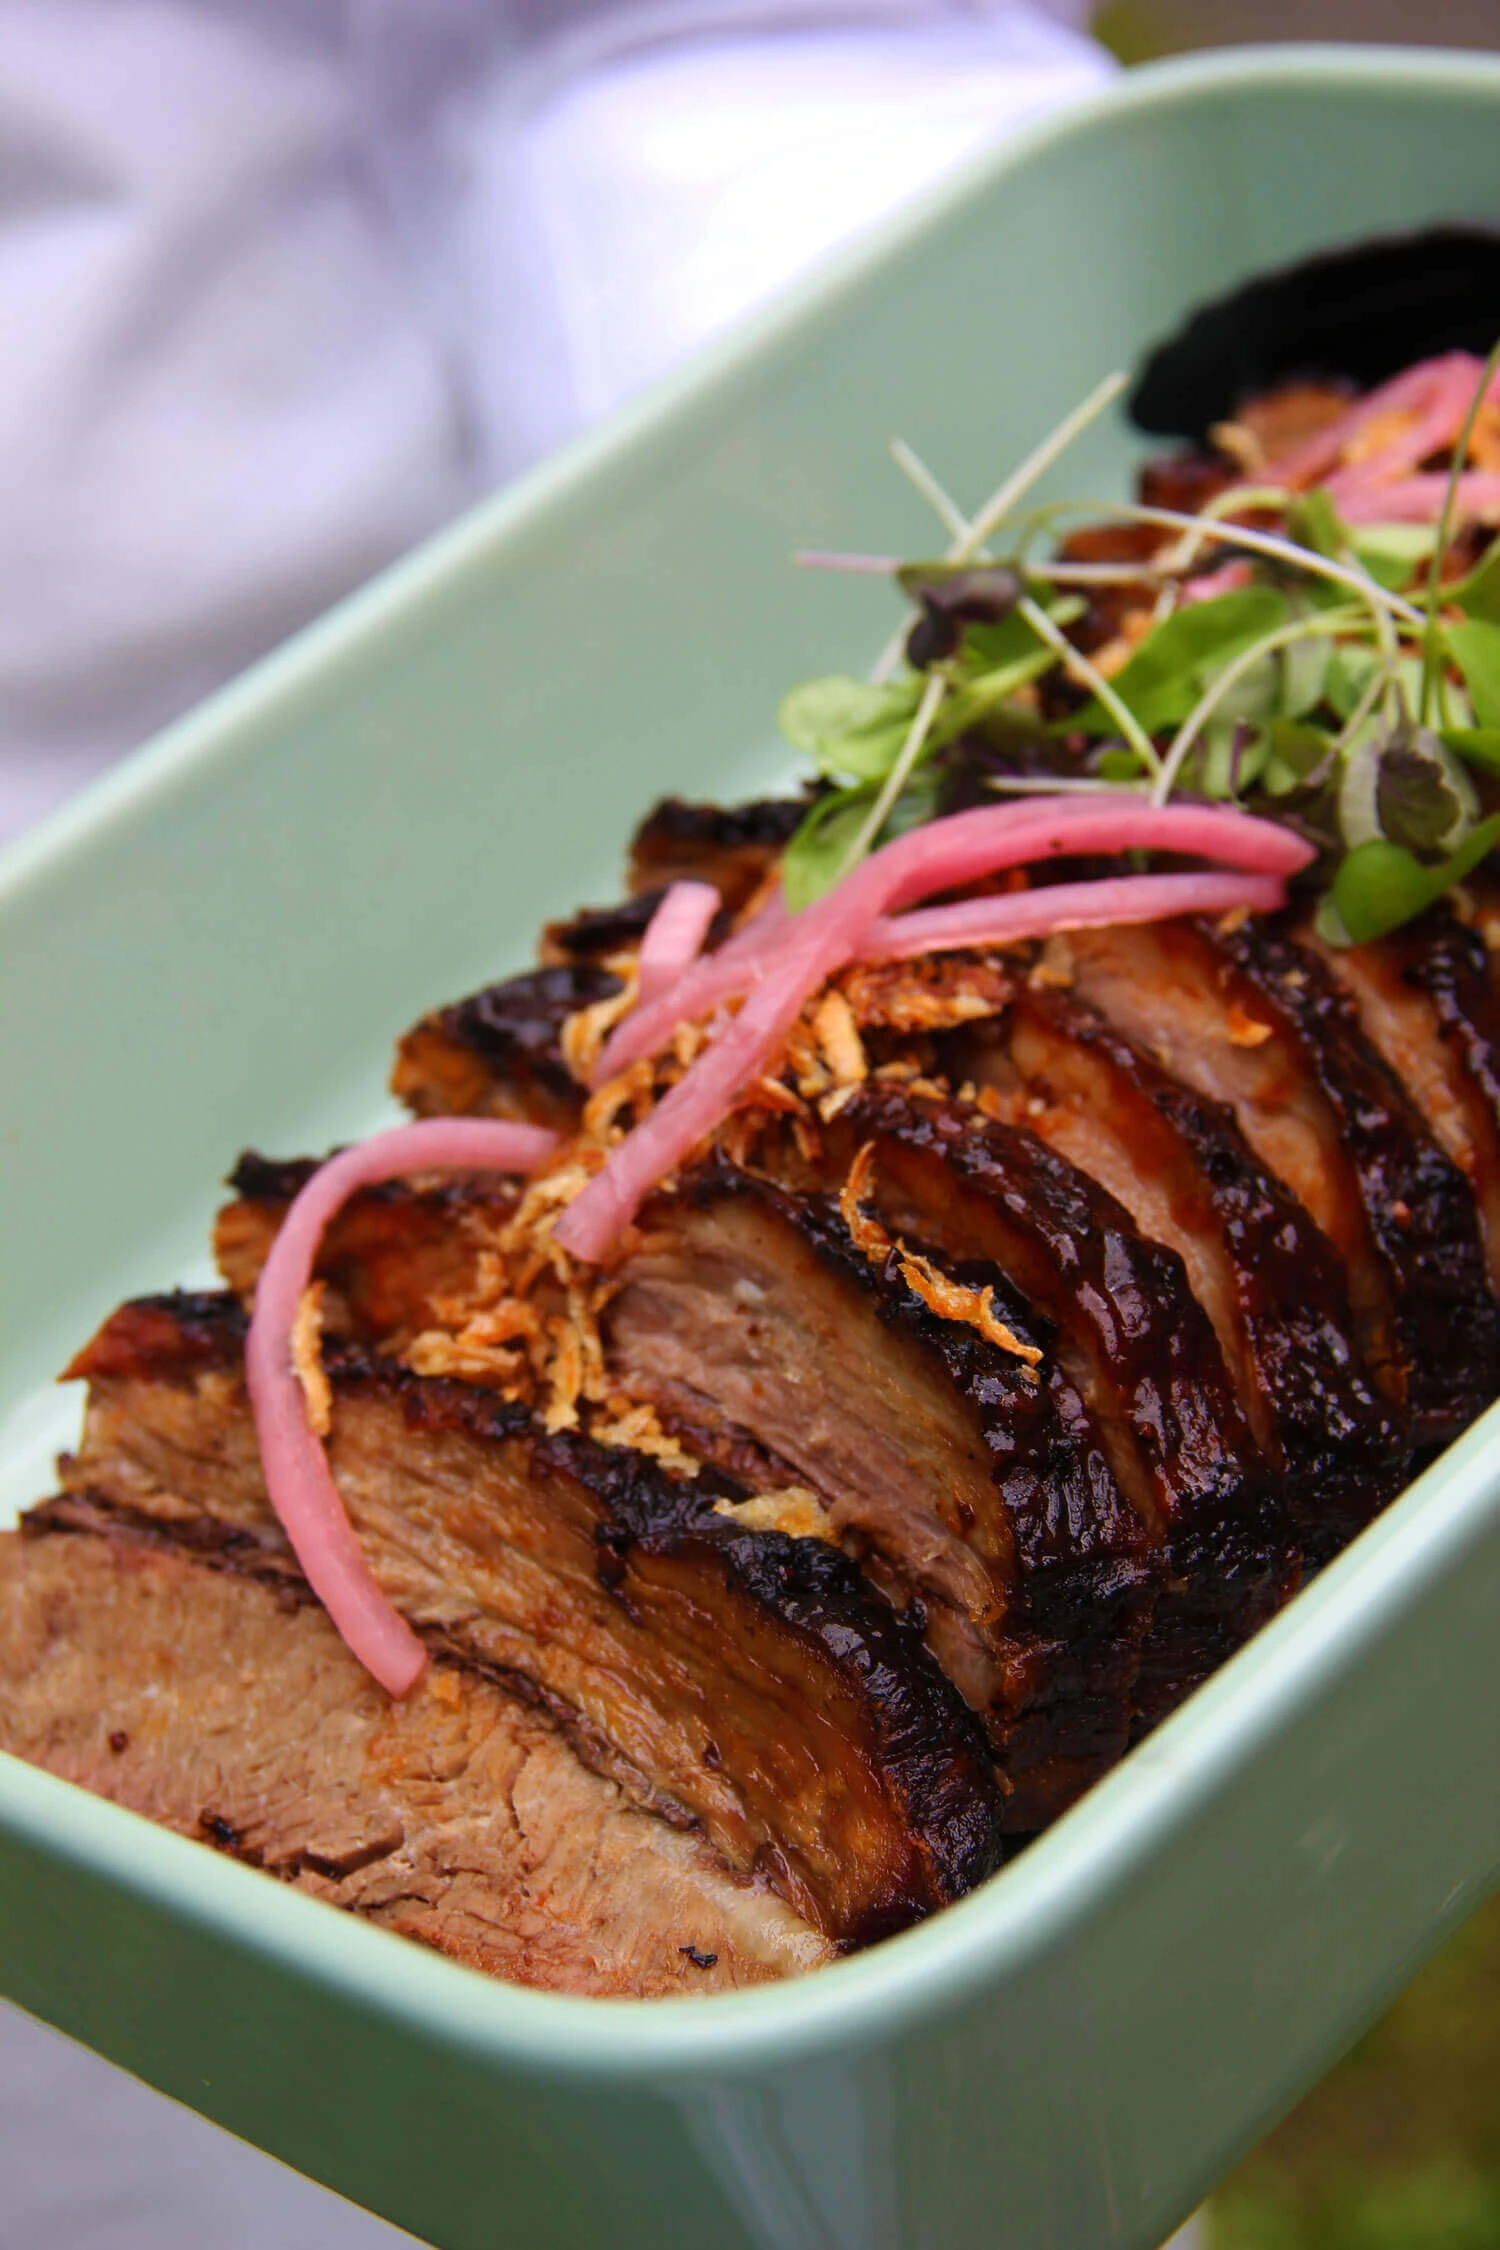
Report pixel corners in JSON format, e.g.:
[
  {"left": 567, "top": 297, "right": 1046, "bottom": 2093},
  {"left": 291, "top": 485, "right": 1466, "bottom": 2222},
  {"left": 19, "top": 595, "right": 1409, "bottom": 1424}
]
[
  {"left": 403, "top": 1147, "right": 701, "bottom": 1474},
  {"left": 839, "top": 1143, "right": 1043, "bottom": 1370},
  {"left": 711, "top": 1487, "right": 837, "bottom": 1542}
]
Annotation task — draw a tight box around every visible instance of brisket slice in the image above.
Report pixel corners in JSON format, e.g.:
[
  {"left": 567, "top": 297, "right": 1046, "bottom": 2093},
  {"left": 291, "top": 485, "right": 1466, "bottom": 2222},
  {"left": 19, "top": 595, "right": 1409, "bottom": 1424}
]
[
  {"left": 766, "top": 1086, "right": 1296, "bottom": 1725},
  {"left": 60, "top": 1293, "right": 1007, "bottom": 1945},
  {"left": 950, "top": 990, "right": 1406, "bottom": 1560},
  {"left": 1300, "top": 907, "right": 1500, "bottom": 1295},
  {"left": 216, "top": 1154, "right": 509, "bottom": 1350},
  {"left": 391, "top": 964, "right": 615, "bottom": 1130},
  {"left": 1067, "top": 916, "right": 1500, "bottom": 1445},
  {"left": 606, "top": 1159, "right": 1154, "bottom": 1829},
  {"left": 627, "top": 796, "right": 807, "bottom": 909},
  {"left": 0, "top": 1523, "right": 830, "bottom": 1996}
]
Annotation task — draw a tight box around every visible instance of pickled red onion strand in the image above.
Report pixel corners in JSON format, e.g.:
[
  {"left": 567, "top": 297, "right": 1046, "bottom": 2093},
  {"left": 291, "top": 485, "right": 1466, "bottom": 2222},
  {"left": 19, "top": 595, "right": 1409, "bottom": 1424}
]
[
  {"left": 1334, "top": 470, "right": 1500, "bottom": 526},
  {"left": 593, "top": 896, "right": 786, "bottom": 1086},
  {"left": 1265, "top": 352, "right": 1485, "bottom": 490},
  {"left": 1324, "top": 358, "right": 1488, "bottom": 495},
  {"left": 594, "top": 799, "right": 1311, "bottom": 1087},
  {"left": 557, "top": 802, "right": 1314, "bottom": 1257},
  {"left": 557, "top": 942, "right": 847, "bottom": 1263},
  {"left": 635, "top": 880, "right": 721, "bottom": 1007},
  {"left": 1182, "top": 560, "right": 1253, "bottom": 605},
  {"left": 863, "top": 871, "right": 1287, "bottom": 961},
  {"left": 246, "top": 1118, "right": 558, "bottom": 1694}
]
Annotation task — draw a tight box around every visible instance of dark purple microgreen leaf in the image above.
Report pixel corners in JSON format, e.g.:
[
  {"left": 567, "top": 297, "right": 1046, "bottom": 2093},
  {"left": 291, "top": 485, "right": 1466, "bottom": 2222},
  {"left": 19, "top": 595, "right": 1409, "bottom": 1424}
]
[
  {"left": 895, "top": 562, "right": 1022, "bottom": 616},
  {"left": 1072, "top": 587, "right": 1288, "bottom": 737},
  {"left": 1332, "top": 812, "right": 1500, "bottom": 945},
  {"left": 1445, "top": 618, "right": 1500, "bottom": 729},
  {"left": 1375, "top": 737, "right": 1472, "bottom": 857}
]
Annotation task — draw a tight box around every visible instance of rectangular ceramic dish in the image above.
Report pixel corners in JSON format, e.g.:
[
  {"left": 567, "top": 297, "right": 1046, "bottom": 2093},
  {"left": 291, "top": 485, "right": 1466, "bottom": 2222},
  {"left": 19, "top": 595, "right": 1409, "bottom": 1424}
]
[{"left": 4, "top": 46, "right": 1500, "bottom": 2250}]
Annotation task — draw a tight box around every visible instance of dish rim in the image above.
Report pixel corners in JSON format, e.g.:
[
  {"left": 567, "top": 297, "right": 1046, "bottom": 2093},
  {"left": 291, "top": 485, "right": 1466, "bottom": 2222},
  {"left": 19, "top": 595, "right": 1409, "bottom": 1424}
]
[{"left": 6, "top": 39, "right": 1500, "bottom": 2076}]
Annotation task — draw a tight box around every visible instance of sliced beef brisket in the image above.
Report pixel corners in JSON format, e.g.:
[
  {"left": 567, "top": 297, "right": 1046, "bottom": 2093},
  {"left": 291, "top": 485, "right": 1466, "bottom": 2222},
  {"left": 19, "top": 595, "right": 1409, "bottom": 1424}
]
[
  {"left": 1066, "top": 915, "right": 1500, "bottom": 1444},
  {"left": 950, "top": 989, "right": 1405, "bottom": 1560},
  {"left": 0, "top": 1523, "right": 831, "bottom": 1995},
  {"left": 60, "top": 1293, "right": 1007, "bottom": 1944}
]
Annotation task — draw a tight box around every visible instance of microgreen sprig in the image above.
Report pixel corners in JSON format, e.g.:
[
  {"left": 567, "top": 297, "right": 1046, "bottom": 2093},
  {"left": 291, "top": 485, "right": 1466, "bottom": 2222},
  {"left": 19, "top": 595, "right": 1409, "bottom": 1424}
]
[{"left": 780, "top": 358, "right": 1500, "bottom": 935}]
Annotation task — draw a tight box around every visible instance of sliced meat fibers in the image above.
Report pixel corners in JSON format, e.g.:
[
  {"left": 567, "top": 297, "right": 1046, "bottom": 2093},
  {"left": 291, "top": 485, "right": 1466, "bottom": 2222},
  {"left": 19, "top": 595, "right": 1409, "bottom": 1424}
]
[
  {"left": 950, "top": 991, "right": 1406, "bottom": 1560},
  {"left": 60, "top": 1294, "right": 1006, "bottom": 1945},
  {"left": 0, "top": 1523, "right": 830, "bottom": 1995},
  {"left": 606, "top": 1159, "right": 1155, "bottom": 1830},
  {"left": 769, "top": 1086, "right": 1297, "bottom": 1724},
  {"left": 1066, "top": 916, "right": 1500, "bottom": 1445},
  {"left": 215, "top": 1155, "right": 1159, "bottom": 1829},
  {"left": 1300, "top": 905, "right": 1500, "bottom": 1294}
]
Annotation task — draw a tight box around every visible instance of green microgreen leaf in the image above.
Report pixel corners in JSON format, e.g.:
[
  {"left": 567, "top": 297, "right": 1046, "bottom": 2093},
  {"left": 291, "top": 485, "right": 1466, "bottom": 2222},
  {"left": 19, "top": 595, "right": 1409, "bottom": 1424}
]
[
  {"left": 1350, "top": 522, "right": 1437, "bottom": 593},
  {"left": 1442, "top": 725, "right": 1500, "bottom": 774},
  {"left": 1097, "top": 746, "right": 1148, "bottom": 782},
  {"left": 782, "top": 769, "right": 942, "bottom": 909},
  {"left": 1261, "top": 718, "right": 1337, "bottom": 798},
  {"left": 1333, "top": 813, "right": 1500, "bottom": 945},
  {"left": 1448, "top": 535, "right": 1500, "bottom": 622},
  {"left": 1444, "top": 618, "right": 1500, "bottom": 728},
  {"left": 1072, "top": 587, "right": 1289, "bottom": 737},
  {"left": 1285, "top": 487, "right": 1346, "bottom": 558},
  {"left": 777, "top": 675, "right": 922, "bottom": 782}
]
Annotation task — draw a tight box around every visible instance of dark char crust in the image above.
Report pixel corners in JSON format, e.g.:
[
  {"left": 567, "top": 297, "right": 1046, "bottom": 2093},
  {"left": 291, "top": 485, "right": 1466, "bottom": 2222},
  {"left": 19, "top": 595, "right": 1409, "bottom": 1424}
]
[
  {"left": 543, "top": 888, "right": 735, "bottom": 966},
  {"left": 1223, "top": 918, "right": 1500, "bottom": 1443},
  {"left": 541, "top": 1427, "right": 1006, "bottom": 1918},
  {"left": 1028, "top": 994, "right": 1407, "bottom": 1560},
  {"left": 685, "top": 1155, "right": 1154, "bottom": 1639},
  {"left": 839, "top": 1086, "right": 1270, "bottom": 1539},
  {"left": 1395, "top": 907, "right": 1500, "bottom": 1139},
  {"left": 435, "top": 964, "right": 615, "bottom": 1094},
  {"left": 628, "top": 795, "right": 807, "bottom": 909}
]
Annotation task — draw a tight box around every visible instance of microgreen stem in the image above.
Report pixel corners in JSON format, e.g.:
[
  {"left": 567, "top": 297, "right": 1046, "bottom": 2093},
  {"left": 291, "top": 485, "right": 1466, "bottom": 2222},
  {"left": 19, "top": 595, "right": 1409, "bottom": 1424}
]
[
  {"left": 839, "top": 671, "right": 947, "bottom": 874},
  {"left": 1150, "top": 609, "right": 1366, "bottom": 806},
  {"left": 1009, "top": 500, "right": 1427, "bottom": 628},
  {"left": 987, "top": 773, "right": 1148, "bottom": 796},
  {"left": 1158, "top": 484, "right": 1295, "bottom": 575},
  {"left": 952, "top": 372, "right": 1129, "bottom": 563},
  {"left": 889, "top": 440, "right": 971, "bottom": 543},
  {"left": 1016, "top": 595, "right": 1162, "bottom": 779},
  {"left": 1334, "top": 649, "right": 1398, "bottom": 751},
  {"left": 1421, "top": 334, "right": 1500, "bottom": 724}
]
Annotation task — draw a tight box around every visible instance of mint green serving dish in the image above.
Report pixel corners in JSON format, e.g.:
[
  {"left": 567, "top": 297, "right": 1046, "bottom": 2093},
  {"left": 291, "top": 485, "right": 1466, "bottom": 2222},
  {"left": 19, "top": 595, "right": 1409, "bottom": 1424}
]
[{"left": 4, "top": 47, "right": 1500, "bottom": 2250}]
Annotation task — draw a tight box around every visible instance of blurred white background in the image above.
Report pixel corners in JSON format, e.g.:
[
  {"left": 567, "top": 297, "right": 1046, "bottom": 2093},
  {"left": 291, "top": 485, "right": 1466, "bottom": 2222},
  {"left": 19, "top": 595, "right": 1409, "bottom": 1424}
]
[{"left": 0, "top": 0, "right": 1107, "bottom": 846}]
